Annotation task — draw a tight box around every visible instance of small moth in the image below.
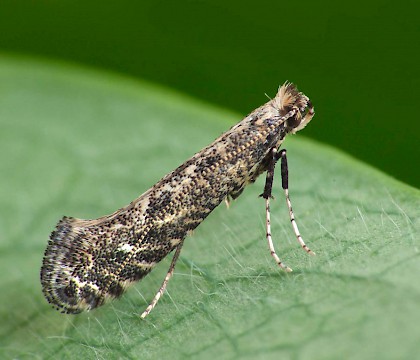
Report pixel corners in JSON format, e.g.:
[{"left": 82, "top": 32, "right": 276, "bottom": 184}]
[{"left": 41, "top": 82, "right": 315, "bottom": 318}]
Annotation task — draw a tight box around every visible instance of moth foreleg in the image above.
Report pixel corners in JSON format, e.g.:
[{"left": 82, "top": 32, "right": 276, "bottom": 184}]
[
  {"left": 280, "top": 149, "right": 315, "bottom": 256},
  {"left": 261, "top": 148, "right": 292, "bottom": 272}
]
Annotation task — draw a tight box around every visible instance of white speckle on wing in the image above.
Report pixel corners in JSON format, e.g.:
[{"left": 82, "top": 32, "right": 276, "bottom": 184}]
[{"left": 118, "top": 243, "right": 135, "bottom": 252}]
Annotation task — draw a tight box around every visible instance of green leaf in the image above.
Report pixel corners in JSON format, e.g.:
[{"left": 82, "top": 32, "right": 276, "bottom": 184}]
[{"left": 0, "top": 55, "right": 419, "bottom": 360}]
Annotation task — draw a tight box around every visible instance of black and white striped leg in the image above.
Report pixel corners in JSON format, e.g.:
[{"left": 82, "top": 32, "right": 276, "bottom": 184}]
[
  {"left": 140, "top": 240, "right": 185, "bottom": 319},
  {"left": 280, "top": 149, "right": 315, "bottom": 256},
  {"left": 261, "top": 148, "right": 292, "bottom": 272}
]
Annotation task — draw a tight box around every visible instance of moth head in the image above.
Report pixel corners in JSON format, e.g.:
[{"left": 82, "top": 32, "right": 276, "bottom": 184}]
[{"left": 273, "top": 82, "right": 315, "bottom": 134}]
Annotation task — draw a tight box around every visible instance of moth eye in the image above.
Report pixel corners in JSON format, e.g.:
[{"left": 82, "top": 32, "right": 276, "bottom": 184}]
[
  {"left": 288, "top": 117, "right": 301, "bottom": 129},
  {"left": 286, "top": 108, "right": 301, "bottom": 129}
]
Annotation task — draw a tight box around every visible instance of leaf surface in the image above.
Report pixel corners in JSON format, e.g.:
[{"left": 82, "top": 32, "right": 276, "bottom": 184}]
[{"left": 0, "top": 56, "right": 418, "bottom": 360}]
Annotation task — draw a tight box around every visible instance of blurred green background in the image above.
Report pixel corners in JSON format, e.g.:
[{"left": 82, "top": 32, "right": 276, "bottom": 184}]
[{"left": 0, "top": 0, "right": 418, "bottom": 187}]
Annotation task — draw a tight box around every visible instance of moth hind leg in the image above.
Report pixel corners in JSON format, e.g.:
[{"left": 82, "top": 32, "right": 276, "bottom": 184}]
[{"left": 140, "top": 240, "right": 185, "bottom": 319}]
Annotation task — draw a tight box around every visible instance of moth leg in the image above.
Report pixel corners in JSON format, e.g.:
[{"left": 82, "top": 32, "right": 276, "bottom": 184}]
[
  {"left": 140, "top": 240, "right": 184, "bottom": 319},
  {"left": 261, "top": 147, "right": 292, "bottom": 272},
  {"left": 280, "top": 149, "right": 315, "bottom": 255}
]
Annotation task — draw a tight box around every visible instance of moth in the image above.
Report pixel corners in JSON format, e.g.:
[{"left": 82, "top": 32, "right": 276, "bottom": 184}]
[{"left": 41, "top": 82, "right": 315, "bottom": 318}]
